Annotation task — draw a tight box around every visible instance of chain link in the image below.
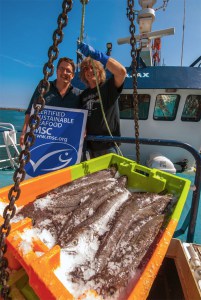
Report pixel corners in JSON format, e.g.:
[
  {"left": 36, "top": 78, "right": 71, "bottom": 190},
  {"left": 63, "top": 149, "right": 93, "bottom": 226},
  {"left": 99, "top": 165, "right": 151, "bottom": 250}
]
[
  {"left": 0, "top": 1, "right": 73, "bottom": 298},
  {"left": 127, "top": 0, "right": 140, "bottom": 163}
]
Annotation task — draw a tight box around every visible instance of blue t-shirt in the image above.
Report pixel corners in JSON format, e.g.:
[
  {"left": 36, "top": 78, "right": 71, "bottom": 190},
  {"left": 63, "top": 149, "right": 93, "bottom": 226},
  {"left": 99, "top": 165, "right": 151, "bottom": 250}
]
[{"left": 25, "top": 80, "right": 81, "bottom": 114}]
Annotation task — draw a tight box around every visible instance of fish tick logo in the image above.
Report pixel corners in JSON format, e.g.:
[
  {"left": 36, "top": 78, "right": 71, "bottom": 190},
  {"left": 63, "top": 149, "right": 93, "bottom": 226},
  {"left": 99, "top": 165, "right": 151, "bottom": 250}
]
[{"left": 26, "top": 142, "right": 77, "bottom": 177}]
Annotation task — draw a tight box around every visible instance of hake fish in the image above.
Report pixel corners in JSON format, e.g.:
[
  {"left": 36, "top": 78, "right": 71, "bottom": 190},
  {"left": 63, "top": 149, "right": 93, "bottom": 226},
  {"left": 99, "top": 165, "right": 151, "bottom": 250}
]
[
  {"left": 56, "top": 179, "right": 120, "bottom": 243},
  {"left": 98, "top": 215, "right": 165, "bottom": 299},
  {"left": 51, "top": 179, "right": 117, "bottom": 211},
  {"left": 59, "top": 177, "right": 130, "bottom": 248},
  {"left": 94, "top": 192, "right": 173, "bottom": 273},
  {"left": 16, "top": 177, "right": 117, "bottom": 232},
  {"left": 15, "top": 167, "right": 176, "bottom": 300},
  {"left": 129, "top": 192, "right": 174, "bottom": 210},
  {"left": 50, "top": 167, "right": 118, "bottom": 196},
  {"left": 95, "top": 199, "right": 140, "bottom": 273}
]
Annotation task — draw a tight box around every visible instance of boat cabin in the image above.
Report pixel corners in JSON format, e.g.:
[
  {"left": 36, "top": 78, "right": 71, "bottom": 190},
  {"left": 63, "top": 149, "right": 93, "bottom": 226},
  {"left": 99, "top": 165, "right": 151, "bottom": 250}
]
[{"left": 73, "top": 65, "right": 201, "bottom": 172}]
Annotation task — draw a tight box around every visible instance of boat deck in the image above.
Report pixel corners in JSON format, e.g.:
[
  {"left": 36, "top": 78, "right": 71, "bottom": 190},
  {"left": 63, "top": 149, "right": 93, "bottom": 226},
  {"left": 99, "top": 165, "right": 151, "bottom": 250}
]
[
  {"left": 148, "top": 238, "right": 201, "bottom": 300},
  {"left": 174, "top": 173, "right": 201, "bottom": 245},
  {"left": 148, "top": 257, "right": 185, "bottom": 300}
]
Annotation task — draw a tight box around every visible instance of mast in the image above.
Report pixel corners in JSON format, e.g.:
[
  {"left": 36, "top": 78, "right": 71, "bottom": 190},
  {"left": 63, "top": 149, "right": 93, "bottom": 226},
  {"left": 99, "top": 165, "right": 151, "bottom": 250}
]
[
  {"left": 137, "top": 0, "right": 156, "bottom": 66},
  {"left": 118, "top": 0, "right": 174, "bottom": 66}
]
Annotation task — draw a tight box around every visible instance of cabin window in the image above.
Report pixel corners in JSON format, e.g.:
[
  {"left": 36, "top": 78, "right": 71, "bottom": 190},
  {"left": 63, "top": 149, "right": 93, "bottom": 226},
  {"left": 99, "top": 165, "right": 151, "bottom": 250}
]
[
  {"left": 181, "top": 95, "right": 201, "bottom": 122},
  {"left": 119, "top": 94, "right": 150, "bottom": 120},
  {"left": 153, "top": 94, "right": 180, "bottom": 121}
]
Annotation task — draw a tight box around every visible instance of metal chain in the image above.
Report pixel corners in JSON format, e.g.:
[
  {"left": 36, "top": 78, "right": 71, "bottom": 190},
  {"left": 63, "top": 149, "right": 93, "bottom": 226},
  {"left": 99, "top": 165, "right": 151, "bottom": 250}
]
[
  {"left": 127, "top": 0, "right": 140, "bottom": 163},
  {"left": 0, "top": 1, "right": 73, "bottom": 298}
]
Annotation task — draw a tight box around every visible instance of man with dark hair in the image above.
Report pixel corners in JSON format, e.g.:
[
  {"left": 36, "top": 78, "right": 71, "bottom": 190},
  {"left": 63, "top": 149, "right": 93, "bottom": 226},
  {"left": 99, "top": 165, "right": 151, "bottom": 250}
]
[{"left": 20, "top": 57, "right": 81, "bottom": 146}]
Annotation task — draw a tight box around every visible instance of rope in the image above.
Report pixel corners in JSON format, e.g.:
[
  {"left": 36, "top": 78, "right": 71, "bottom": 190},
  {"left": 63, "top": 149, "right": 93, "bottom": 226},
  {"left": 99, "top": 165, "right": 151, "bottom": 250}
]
[
  {"left": 90, "top": 58, "right": 123, "bottom": 156},
  {"left": 79, "top": 1, "right": 123, "bottom": 156},
  {"left": 79, "top": 0, "right": 86, "bottom": 42}
]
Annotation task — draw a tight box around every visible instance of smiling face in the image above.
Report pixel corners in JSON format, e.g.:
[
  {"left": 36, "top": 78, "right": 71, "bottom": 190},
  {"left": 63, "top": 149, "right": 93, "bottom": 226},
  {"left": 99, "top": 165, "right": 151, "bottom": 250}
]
[
  {"left": 83, "top": 64, "right": 98, "bottom": 88},
  {"left": 80, "top": 58, "right": 106, "bottom": 89},
  {"left": 57, "top": 60, "right": 74, "bottom": 85}
]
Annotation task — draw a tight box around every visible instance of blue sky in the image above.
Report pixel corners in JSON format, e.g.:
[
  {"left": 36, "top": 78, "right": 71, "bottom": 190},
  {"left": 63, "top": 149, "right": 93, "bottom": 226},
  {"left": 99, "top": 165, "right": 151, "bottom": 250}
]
[{"left": 0, "top": 0, "right": 200, "bottom": 109}]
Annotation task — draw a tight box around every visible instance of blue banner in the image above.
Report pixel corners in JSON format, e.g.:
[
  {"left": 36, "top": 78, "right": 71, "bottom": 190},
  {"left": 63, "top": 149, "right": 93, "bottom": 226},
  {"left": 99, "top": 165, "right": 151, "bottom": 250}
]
[{"left": 25, "top": 106, "right": 87, "bottom": 178}]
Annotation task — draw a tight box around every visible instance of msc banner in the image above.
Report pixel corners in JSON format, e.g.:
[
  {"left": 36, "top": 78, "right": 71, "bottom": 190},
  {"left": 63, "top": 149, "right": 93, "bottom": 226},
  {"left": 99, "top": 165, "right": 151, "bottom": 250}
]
[{"left": 25, "top": 105, "right": 87, "bottom": 178}]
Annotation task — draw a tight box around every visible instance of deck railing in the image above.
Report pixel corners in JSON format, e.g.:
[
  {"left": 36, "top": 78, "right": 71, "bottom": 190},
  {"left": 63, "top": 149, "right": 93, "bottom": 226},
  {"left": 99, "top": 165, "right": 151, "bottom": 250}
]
[{"left": 0, "top": 123, "right": 20, "bottom": 169}]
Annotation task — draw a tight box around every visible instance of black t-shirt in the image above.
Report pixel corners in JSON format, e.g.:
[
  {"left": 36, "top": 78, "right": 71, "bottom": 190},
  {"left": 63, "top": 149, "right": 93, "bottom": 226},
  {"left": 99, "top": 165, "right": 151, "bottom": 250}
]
[
  {"left": 80, "top": 76, "right": 123, "bottom": 150},
  {"left": 25, "top": 80, "right": 81, "bottom": 114}
]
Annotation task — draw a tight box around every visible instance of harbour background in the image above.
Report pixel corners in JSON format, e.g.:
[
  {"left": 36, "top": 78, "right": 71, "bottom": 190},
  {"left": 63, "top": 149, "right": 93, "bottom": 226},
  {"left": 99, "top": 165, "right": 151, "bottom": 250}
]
[{"left": 0, "top": 109, "right": 200, "bottom": 243}]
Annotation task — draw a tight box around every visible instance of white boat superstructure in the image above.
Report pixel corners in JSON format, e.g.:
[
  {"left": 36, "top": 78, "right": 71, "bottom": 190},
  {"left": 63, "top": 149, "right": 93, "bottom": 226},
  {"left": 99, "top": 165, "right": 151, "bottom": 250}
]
[
  {"left": 114, "top": 0, "right": 201, "bottom": 173},
  {"left": 119, "top": 87, "right": 201, "bottom": 172}
]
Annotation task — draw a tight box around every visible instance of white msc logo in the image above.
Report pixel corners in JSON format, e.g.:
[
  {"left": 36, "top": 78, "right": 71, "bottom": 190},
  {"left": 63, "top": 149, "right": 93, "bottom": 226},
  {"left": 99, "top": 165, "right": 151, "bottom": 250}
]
[
  {"left": 126, "top": 72, "right": 149, "bottom": 78},
  {"left": 26, "top": 142, "right": 77, "bottom": 177}
]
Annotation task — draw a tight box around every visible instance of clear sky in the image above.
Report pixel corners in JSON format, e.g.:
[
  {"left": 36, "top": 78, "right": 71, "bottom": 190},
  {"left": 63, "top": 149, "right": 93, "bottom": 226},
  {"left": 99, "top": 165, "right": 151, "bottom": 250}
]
[{"left": 0, "top": 0, "right": 200, "bottom": 109}]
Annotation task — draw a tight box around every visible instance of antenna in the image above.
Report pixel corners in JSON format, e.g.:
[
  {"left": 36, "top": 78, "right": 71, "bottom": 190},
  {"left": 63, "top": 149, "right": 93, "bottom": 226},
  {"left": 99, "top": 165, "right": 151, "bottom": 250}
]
[{"left": 181, "top": 0, "right": 186, "bottom": 66}]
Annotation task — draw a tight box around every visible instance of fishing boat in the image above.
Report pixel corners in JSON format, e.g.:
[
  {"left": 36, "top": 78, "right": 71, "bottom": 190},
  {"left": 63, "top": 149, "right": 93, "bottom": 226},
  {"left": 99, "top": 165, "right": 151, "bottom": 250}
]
[
  {"left": 72, "top": 0, "right": 201, "bottom": 175},
  {"left": 0, "top": 0, "right": 201, "bottom": 299}
]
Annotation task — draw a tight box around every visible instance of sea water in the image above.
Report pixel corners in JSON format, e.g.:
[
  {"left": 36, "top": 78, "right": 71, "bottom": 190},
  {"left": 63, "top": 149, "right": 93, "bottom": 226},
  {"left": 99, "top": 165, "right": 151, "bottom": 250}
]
[{"left": 0, "top": 109, "right": 25, "bottom": 132}]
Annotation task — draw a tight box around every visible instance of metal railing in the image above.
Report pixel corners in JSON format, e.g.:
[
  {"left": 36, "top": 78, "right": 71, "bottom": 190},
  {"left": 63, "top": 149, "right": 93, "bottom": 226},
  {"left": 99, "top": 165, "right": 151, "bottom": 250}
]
[
  {"left": 87, "top": 135, "right": 201, "bottom": 243},
  {"left": 0, "top": 123, "right": 20, "bottom": 169}
]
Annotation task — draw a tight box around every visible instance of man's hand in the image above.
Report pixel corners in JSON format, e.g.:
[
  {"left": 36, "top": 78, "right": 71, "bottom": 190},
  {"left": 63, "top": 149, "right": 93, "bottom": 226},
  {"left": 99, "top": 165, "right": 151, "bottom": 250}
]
[{"left": 77, "top": 42, "right": 109, "bottom": 67}]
